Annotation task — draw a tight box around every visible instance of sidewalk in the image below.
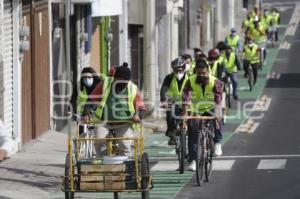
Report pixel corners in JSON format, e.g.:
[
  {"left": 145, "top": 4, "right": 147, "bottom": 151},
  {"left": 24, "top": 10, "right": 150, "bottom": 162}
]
[
  {"left": 0, "top": 131, "right": 67, "bottom": 199},
  {"left": 0, "top": 117, "right": 165, "bottom": 199}
]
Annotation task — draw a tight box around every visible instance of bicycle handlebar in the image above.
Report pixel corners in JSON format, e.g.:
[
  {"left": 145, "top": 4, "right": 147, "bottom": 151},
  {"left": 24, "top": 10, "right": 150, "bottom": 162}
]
[{"left": 185, "top": 116, "right": 217, "bottom": 120}]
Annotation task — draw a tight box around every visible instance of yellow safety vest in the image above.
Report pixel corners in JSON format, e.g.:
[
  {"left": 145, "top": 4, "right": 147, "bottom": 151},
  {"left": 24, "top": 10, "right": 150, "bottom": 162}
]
[
  {"left": 249, "top": 26, "right": 266, "bottom": 44},
  {"left": 272, "top": 12, "right": 280, "bottom": 25},
  {"left": 76, "top": 88, "right": 88, "bottom": 114},
  {"left": 167, "top": 74, "right": 189, "bottom": 102},
  {"left": 189, "top": 75, "right": 216, "bottom": 114},
  {"left": 226, "top": 35, "right": 240, "bottom": 50},
  {"left": 209, "top": 57, "right": 222, "bottom": 78},
  {"left": 244, "top": 44, "right": 260, "bottom": 64},
  {"left": 222, "top": 53, "right": 237, "bottom": 73},
  {"left": 91, "top": 79, "right": 140, "bottom": 131}
]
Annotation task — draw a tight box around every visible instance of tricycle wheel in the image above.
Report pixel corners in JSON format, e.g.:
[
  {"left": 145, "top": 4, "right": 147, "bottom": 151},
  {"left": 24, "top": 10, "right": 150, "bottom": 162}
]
[
  {"left": 141, "top": 152, "right": 150, "bottom": 199},
  {"left": 65, "top": 154, "right": 75, "bottom": 199},
  {"left": 114, "top": 192, "right": 119, "bottom": 199}
]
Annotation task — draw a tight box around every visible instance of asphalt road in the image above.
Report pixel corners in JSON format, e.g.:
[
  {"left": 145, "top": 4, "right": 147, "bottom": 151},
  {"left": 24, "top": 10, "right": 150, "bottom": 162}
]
[{"left": 175, "top": 1, "right": 300, "bottom": 199}]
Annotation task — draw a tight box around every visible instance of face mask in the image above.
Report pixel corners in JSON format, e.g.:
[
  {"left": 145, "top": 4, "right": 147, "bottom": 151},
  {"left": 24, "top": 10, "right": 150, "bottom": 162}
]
[
  {"left": 196, "top": 76, "right": 208, "bottom": 83},
  {"left": 249, "top": 43, "right": 254, "bottom": 47},
  {"left": 175, "top": 73, "right": 184, "bottom": 80},
  {"left": 185, "top": 64, "right": 191, "bottom": 71},
  {"left": 84, "top": 78, "right": 93, "bottom": 87}
]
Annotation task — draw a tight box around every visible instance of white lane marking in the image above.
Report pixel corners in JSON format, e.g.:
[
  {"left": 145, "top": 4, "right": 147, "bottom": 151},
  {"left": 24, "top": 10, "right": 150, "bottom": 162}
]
[
  {"left": 285, "top": 3, "right": 300, "bottom": 36},
  {"left": 248, "top": 122, "right": 260, "bottom": 133},
  {"left": 257, "top": 159, "right": 287, "bottom": 170},
  {"left": 151, "top": 161, "right": 178, "bottom": 171},
  {"left": 212, "top": 160, "right": 235, "bottom": 171},
  {"left": 158, "top": 149, "right": 176, "bottom": 155},
  {"left": 217, "top": 154, "right": 300, "bottom": 159}
]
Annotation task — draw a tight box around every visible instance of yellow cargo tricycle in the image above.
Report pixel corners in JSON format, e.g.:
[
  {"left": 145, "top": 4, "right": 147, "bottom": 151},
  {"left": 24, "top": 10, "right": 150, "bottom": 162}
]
[{"left": 62, "top": 117, "right": 152, "bottom": 199}]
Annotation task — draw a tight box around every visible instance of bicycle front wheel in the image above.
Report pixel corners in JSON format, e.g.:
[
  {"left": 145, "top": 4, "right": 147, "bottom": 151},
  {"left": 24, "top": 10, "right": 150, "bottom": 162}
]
[
  {"left": 205, "top": 137, "right": 214, "bottom": 182},
  {"left": 196, "top": 133, "right": 205, "bottom": 186},
  {"left": 178, "top": 129, "right": 186, "bottom": 174}
]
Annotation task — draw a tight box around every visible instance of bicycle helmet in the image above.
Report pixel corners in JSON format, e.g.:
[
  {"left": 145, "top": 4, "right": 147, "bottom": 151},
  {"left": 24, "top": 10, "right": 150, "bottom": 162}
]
[
  {"left": 171, "top": 57, "right": 186, "bottom": 70},
  {"left": 208, "top": 48, "right": 220, "bottom": 60}
]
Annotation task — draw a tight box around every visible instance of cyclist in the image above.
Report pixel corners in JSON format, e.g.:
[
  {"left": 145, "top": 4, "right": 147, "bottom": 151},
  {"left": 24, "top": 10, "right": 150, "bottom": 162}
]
[
  {"left": 225, "top": 28, "right": 242, "bottom": 53},
  {"left": 181, "top": 54, "right": 193, "bottom": 75},
  {"left": 243, "top": 38, "right": 261, "bottom": 86},
  {"left": 182, "top": 59, "right": 223, "bottom": 171},
  {"left": 260, "top": 9, "right": 273, "bottom": 41},
  {"left": 208, "top": 48, "right": 226, "bottom": 81},
  {"left": 247, "top": 16, "right": 267, "bottom": 64},
  {"left": 90, "top": 63, "right": 146, "bottom": 157},
  {"left": 222, "top": 45, "right": 241, "bottom": 100},
  {"left": 160, "top": 58, "right": 189, "bottom": 145},
  {"left": 242, "top": 12, "right": 254, "bottom": 35},
  {"left": 71, "top": 67, "right": 106, "bottom": 123},
  {"left": 271, "top": 8, "right": 280, "bottom": 41}
]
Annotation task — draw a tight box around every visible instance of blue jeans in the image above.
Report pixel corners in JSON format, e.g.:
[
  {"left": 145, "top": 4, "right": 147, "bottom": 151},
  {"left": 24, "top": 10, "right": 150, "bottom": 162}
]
[
  {"left": 187, "top": 111, "right": 223, "bottom": 162},
  {"left": 227, "top": 72, "right": 238, "bottom": 97}
]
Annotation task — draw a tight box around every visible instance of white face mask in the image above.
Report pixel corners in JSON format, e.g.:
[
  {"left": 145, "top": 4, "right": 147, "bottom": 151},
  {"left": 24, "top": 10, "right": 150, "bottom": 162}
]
[
  {"left": 84, "top": 78, "right": 93, "bottom": 87},
  {"left": 185, "top": 64, "right": 191, "bottom": 71},
  {"left": 175, "top": 73, "right": 184, "bottom": 80}
]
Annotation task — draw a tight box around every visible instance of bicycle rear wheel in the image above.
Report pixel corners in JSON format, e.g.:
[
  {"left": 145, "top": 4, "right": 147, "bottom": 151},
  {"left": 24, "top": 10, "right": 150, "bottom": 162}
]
[
  {"left": 177, "top": 129, "right": 186, "bottom": 174},
  {"left": 196, "top": 133, "right": 205, "bottom": 186}
]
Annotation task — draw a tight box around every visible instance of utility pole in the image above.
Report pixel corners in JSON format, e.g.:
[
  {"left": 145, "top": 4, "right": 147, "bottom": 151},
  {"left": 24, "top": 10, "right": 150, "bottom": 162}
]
[
  {"left": 143, "top": 0, "right": 156, "bottom": 113},
  {"left": 214, "top": 0, "right": 221, "bottom": 45},
  {"left": 65, "top": 0, "right": 71, "bottom": 81},
  {"left": 119, "top": 0, "right": 128, "bottom": 64},
  {"left": 228, "top": 0, "right": 235, "bottom": 29}
]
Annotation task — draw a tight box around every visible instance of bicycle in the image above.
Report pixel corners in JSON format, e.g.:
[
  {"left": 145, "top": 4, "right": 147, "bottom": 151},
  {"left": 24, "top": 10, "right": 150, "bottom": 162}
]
[
  {"left": 63, "top": 115, "right": 153, "bottom": 199},
  {"left": 160, "top": 101, "right": 188, "bottom": 174},
  {"left": 174, "top": 118, "right": 188, "bottom": 174},
  {"left": 186, "top": 116, "right": 218, "bottom": 186}
]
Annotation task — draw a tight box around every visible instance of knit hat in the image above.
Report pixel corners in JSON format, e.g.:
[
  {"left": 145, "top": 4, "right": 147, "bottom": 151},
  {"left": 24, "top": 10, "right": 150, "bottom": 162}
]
[{"left": 114, "top": 62, "right": 131, "bottom": 80}]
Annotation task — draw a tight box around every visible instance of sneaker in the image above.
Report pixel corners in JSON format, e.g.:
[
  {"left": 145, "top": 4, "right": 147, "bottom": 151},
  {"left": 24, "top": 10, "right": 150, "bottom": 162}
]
[
  {"left": 214, "top": 143, "right": 223, "bottom": 156},
  {"left": 233, "top": 95, "right": 238, "bottom": 100},
  {"left": 188, "top": 160, "right": 196, "bottom": 171}
]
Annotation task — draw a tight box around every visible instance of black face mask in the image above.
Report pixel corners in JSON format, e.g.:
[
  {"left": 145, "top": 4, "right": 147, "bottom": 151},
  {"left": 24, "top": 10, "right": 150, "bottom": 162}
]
[{"left": 196, "top": 76, "right": 208, "bottom": 84}]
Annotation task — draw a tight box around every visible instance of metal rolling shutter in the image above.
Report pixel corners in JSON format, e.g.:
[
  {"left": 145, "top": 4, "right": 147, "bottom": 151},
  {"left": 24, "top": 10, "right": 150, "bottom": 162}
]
[{"left": 2, "top": 0, "right": 14, "bottom": 136}]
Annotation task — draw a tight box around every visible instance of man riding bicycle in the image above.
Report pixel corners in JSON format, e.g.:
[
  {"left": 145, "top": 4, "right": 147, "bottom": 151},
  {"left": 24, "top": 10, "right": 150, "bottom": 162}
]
[
  {"left": 247, "top": 16, "right": 267, "bottom": 64},
  {"left": 225, "top": 27, "right": 242, "bottom": 54},
  {"left": 222, "top": 45, "right": 241, "bottom": 100},
  {"left": 160, "top": 57, "right": 189, "bottom": 145},
  {"left": 243, "top": 38, "right": 261, "bottom": 87},
  {"left": 182, "top": 59, "right": 223, "bottom": 171},
  {"left": 89, "top": 63, "right": 146, "bottom": 157}
]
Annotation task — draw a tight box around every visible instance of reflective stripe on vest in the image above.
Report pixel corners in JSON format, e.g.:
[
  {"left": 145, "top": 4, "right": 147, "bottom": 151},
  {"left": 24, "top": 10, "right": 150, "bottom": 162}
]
[
  {"left": 189, "top": 75, "right": 216, "bottom": 114},
  {"left": 244, "top": 44, "right": 259, "bottom": 64},
  {"left": 222, "top": 53, "right": 237, "bottom": 73},
  {"left": 90, "top": 77, "right": 114, "bottom": 123},
  {"left": 167, "top": 74, "right": 188, "bottom": 102},
  {"left": 77, "top": 88, "right": 88, "bottom": 114}
]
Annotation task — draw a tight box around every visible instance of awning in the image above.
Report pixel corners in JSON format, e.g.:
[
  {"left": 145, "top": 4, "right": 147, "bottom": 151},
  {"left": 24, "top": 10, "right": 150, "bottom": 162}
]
[{"left": 92, "top": 0, "right": 123, "bottom": 17}]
